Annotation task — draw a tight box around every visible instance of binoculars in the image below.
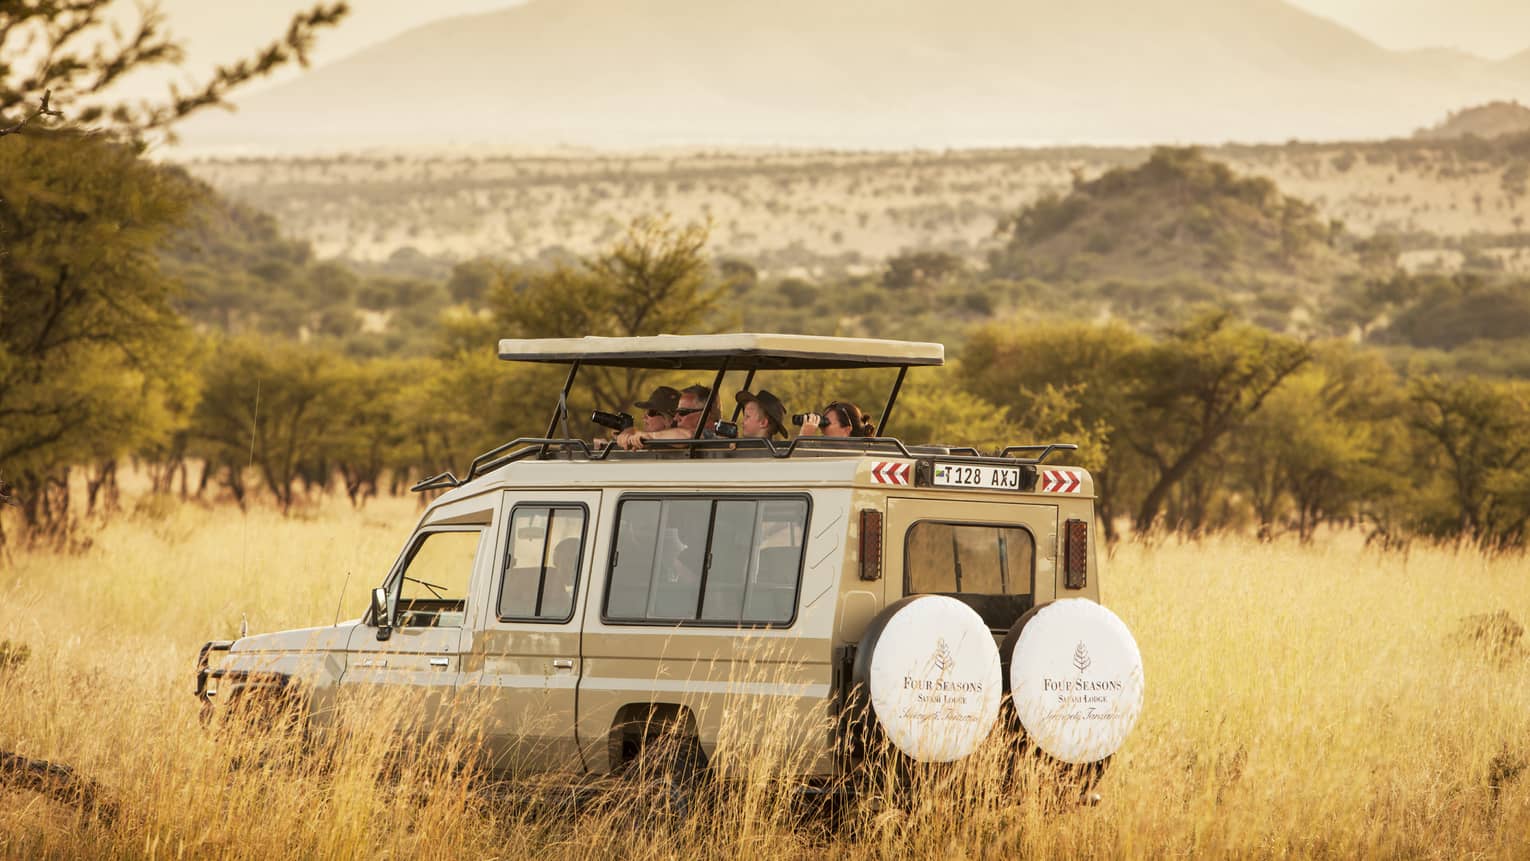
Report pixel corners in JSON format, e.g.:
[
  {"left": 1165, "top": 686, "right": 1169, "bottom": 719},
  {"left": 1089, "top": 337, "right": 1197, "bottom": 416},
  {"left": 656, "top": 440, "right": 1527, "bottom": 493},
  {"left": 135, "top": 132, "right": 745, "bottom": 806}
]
[
  {"left": 591, "top": 410, "right": 634, "bottom": 432},
  {"left": 790, "top": 413, "right": 814, "bottom": 426}
]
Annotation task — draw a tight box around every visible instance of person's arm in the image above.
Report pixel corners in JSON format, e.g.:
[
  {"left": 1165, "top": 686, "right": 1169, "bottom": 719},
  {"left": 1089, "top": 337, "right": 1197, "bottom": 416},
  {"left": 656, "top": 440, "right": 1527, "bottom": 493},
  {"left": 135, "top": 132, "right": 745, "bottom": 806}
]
[{"left": 617, "top": 426, "right": 693, "bottom": 450}]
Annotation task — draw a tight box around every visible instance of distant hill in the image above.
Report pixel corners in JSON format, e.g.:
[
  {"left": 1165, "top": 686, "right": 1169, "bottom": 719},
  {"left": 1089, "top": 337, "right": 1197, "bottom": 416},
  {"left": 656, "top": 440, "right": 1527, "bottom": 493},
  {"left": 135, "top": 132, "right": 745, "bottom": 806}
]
[
  {"left": 176, "top": 0, "right": 1530, "bottom": 151},
  {"left": 183, "top": 134, "right": 1530, "bottom": 275},
  {"left": 1414, "top": 101, "right": 1530, "bottom": 140},
  {"left": 989, "top": 148, "right": 1359, "bottom": 294}
]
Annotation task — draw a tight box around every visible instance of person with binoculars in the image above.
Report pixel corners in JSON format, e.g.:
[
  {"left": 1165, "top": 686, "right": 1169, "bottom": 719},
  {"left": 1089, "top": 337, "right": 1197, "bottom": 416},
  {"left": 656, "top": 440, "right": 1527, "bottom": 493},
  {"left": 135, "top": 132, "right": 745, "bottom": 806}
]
[
  {"left": 614, "top": 387, "right": 789, "bottom": 451},
  {"left": 795, "top": 401, "right": 876, "bottom": 438}
]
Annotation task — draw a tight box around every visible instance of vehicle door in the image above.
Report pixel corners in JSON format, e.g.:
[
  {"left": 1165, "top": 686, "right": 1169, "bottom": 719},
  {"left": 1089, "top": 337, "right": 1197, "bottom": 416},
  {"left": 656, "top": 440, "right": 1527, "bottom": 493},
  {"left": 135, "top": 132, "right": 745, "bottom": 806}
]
[
  {"left": 577, "top": 493, "right": 826, "bottom": 774},
  {"left": 341, "top": 496, "right": 499, "bottom": 741},
  {"left": 885, "top": 497, "right": 1058, "bottom": 630},
  {"left": 461, "top": 490, "right": 600, "bottom": 774}
]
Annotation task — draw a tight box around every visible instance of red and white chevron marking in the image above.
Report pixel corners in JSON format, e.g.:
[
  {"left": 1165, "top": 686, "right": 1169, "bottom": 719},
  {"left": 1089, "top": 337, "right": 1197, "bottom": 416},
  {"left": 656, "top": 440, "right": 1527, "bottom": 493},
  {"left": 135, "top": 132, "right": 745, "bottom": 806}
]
[
  {"left": 870, "top": 461, "right": 911, "bottom": 485},
  {"left": 1039, "top": 469, "right": 1082, "bottom": 494}
]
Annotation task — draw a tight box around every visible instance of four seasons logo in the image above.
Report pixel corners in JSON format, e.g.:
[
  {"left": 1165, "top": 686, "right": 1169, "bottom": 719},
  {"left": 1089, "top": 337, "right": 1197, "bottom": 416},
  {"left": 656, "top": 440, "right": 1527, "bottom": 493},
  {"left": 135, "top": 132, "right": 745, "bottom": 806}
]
[
  {"left": 903, "top": 636, "right": 985, "bottom": 693},
  {"left": 1073, "top": 641, "right": 1092, "bottom": 672},
  {"left": 932, "top": 638, "right": 955, "bottom": 674}
]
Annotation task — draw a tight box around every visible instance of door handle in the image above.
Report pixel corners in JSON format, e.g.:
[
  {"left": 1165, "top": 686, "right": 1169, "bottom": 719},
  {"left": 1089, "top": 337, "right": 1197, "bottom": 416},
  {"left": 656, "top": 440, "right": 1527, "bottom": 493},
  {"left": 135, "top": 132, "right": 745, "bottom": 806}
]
[
  {"left": 551, "top": 659, "right": 575, "bottom": 670},
  {"left": 429, "top": 658, "right": 450, "bottom": 668},
  {"left": 357, "top": 659, "right": 387, "bottom": 668}
]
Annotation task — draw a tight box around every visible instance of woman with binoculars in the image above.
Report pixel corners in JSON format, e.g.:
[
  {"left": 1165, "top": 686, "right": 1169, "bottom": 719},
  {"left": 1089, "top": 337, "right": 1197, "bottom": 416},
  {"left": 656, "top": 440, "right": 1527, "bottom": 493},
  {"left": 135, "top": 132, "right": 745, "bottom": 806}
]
[{"left": 795, "top": 401, "right": 876, "bottom": 438}]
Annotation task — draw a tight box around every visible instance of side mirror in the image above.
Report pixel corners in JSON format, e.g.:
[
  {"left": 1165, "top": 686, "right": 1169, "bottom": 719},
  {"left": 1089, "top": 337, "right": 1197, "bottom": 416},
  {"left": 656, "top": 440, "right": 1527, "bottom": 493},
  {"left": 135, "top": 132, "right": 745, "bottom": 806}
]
[{"left": 371, "top": 587, "right": 392, "bottom": 641}]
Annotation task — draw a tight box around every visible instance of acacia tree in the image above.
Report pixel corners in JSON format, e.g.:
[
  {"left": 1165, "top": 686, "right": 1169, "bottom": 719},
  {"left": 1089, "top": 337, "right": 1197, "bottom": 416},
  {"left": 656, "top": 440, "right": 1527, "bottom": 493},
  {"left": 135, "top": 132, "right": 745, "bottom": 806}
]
[
  {"left": 488, "top": 215, "right": 725, "bottom": 412},
  {"left": 1229, "top": 342, "right": 1407, "bottom": 541},
  {"left": 1126, "top": 313, "right": 1311, "bottom": 533},
  {"left": 190, "top": 338, "right": 343, "bottom": 513},
  {"left": 328, "top": 357, "right": 413, "bottom": 507},
  {"left": 959, "top": 321, "right": 1144, "bottom": 537},
  {"left": 0, "top": 2, "right": 346, "bottom": 542},
  {"left": 959, "top": 313, "right": 1308, "bottom": 537},
  {"left": 0, "top": 132, "right": 198, "bottom": 542},
  {"left": 1409, "top": 376, "right": 1530, "bottom": 549}
]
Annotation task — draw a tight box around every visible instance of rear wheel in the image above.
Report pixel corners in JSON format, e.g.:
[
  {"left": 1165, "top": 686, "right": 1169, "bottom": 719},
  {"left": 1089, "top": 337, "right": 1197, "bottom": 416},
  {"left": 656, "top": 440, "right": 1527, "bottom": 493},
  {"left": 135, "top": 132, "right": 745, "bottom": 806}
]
[
  {"left": 616, "top": 713, "right": 710, "bottom": 818},
  {"left": 843, "top": 595, "right": 1004, "bottom": 776},
  {"left": 998, "top": 598, "right": 1145, "bottom": 793}
]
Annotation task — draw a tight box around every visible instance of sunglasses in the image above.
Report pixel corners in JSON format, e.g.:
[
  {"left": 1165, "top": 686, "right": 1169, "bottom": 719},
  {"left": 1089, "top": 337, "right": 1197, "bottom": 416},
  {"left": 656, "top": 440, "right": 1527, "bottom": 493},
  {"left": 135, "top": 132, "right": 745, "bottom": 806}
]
[
  {"left": 674, "top": 407, "right": 703, "bottom": 416},
  {"left": 644, "top": 410, "right": 670, "bottom": 419}
]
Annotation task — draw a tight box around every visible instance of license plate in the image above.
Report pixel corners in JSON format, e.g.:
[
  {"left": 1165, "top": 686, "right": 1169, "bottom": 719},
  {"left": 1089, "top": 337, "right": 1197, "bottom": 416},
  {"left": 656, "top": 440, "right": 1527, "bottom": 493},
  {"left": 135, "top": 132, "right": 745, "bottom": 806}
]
[{"left": 932, "top": 463, "right": 1023, "bottom": 490}]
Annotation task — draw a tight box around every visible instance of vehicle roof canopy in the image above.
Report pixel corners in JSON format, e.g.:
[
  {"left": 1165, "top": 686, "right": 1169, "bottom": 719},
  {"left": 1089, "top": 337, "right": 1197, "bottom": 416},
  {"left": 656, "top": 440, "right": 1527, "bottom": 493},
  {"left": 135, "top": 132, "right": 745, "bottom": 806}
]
[
  {"left": 409, "top": 332, "right": 1074, "bottom": 495},
  {"left": 498, "top": 333, "right": 944, "bottom": 370}
]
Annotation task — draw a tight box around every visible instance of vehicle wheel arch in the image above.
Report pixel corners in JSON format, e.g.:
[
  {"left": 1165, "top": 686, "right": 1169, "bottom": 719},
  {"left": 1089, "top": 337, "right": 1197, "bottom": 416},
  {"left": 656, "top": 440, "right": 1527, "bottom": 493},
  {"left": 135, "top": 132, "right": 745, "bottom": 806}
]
[{"left": 607, "top": 702, "right": 704, "bottom": 773}]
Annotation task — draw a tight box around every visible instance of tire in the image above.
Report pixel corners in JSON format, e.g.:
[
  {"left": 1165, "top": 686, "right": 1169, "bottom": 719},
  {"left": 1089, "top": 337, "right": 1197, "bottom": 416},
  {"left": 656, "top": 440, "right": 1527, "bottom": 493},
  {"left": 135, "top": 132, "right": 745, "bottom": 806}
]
[
  {"left": 623, "top": 719, "right": 709, "bottom": 818},
  {"left": 847, "top": 595, "right": 1004, "bottom": 766},
  {"left": 998, "top": 598, "right": 1145, "bottom": 767}
]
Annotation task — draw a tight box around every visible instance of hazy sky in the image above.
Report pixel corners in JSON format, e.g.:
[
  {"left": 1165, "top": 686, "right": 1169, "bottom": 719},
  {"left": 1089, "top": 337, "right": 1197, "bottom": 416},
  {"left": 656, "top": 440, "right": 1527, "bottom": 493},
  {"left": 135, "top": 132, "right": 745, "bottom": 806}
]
[
  {"left": 1286, "top": 0, "right": 1530, "bottom": 59},
  {"left": 129, "top": 0, "right": 1530, "bottom": 101},
  {"left": 112, "top": 1, "right": 526, "bottom": 99}
]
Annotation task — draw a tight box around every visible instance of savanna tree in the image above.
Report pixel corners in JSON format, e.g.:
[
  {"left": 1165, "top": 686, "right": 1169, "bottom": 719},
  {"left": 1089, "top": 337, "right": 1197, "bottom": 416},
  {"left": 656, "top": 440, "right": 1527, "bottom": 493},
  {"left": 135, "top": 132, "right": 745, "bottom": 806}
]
[
  {"left": 1229, "top": 342, "right": 1408, "bottom": 542},
  {"left": 1408, "top": 376, "right": 1530, "bottom": 549},
  {"left": 1126, "top": 313, "right": 1312, "bottom": 533},
  {"left": 0, "top": 1, "right": 347, "bottom": 543},
  {"left": 0, "top": 132, "right": 198, "bottom": 543},
  {"left": 487, "top": 215, "right": 725, "bottom": 414}
]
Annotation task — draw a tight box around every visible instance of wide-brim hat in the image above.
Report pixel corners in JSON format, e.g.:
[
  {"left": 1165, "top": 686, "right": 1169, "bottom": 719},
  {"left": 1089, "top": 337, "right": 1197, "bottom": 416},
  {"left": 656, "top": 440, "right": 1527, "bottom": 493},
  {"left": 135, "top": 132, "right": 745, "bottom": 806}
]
[
  {"left": 735, "top": 389, "right": 788, "bottom": 438},
  {"left": 634, "top": 385, "right": 681, "bottom": 415}
]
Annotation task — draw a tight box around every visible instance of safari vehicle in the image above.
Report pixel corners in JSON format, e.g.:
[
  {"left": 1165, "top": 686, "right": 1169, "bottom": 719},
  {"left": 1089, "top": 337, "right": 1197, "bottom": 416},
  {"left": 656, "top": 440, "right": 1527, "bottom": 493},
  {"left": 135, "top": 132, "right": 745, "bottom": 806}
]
[{"left": 195, "top": 333, "right": 1144, "bottom": 783}]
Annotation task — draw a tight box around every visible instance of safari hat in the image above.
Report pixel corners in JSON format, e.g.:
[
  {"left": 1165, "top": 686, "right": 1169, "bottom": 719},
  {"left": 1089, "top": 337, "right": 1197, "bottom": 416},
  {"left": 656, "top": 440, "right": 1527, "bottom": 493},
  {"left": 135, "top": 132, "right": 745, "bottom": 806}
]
[
  {"left": 735, "top": 389, "right": 788, "bottom": 438},
  {"left": 634, "top": 385, "right": 681, "bottom": 416}
]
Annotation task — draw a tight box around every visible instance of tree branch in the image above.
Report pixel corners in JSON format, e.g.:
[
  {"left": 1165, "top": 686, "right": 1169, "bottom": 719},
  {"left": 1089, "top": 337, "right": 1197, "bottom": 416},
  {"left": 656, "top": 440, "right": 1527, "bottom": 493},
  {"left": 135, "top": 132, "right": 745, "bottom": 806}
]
[{"left": 0, "top": 89, "right": 62, "bottom": 137}]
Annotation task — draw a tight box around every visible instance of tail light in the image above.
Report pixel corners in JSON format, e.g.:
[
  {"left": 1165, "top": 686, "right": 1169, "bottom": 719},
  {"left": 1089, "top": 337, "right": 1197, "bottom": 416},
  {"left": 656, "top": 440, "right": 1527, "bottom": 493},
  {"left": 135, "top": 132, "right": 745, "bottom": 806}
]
[
  {"left": 1064, "top": 518, "right": 1087, "bottom": 589},
  {"left": 860, "top": 509, "right": 883, "bottom": 581}
]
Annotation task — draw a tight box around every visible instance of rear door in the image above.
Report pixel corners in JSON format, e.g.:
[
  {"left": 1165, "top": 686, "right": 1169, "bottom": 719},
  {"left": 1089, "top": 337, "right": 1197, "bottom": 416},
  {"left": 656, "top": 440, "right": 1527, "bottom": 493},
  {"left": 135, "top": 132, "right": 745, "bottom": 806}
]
[
  {"left": 461, "top": 490, "right": 601, "bottom": 774},
  {"left": 885, "top": 497, "right": 1058, "bottom": 630}
]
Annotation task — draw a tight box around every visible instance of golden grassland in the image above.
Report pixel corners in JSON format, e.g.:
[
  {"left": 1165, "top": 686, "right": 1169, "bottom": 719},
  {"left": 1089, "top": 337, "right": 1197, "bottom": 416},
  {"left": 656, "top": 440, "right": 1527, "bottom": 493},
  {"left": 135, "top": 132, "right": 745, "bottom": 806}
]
[{"left": 2, "top": 494, "right": 1529, "bottom": 859}]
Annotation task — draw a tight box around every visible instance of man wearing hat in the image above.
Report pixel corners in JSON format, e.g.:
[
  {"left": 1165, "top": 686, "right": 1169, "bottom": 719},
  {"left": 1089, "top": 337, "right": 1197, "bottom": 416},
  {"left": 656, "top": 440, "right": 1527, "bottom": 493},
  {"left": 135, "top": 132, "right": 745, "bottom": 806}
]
[
  {"left": 735, "top": 389, "right": 789, "bottom": 440},
  {"left": 633, "top": 385, "right": 681, "bottom": 433},
  {"left": 614, "top": 384, "right": 680, "bottom": 450}
]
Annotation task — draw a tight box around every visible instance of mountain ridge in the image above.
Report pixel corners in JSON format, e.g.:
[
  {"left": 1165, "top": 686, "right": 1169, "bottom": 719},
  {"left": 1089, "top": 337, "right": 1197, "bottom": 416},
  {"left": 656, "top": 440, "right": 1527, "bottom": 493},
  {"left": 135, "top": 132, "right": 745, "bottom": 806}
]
[{"left": 176, "top": 0, "right": 1530, "bottom": 151}]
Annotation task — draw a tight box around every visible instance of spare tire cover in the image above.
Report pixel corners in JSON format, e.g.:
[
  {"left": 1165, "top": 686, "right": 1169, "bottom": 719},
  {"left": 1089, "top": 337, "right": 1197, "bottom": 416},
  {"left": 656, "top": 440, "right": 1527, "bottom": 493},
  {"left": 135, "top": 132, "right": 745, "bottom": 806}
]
[
  {"left": 1006, "top": 598, "right": 1145, "bottom": 765},
  {"left": 858, "top": 595, "right": 1004, "bottom": 763}
]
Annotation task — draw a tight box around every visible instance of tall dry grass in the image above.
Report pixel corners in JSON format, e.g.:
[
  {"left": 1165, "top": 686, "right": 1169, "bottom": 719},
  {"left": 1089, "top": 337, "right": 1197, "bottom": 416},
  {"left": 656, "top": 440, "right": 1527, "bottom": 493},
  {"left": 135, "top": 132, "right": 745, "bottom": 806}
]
[{"left": 2, "top": 495, "right": 1528, "bottom": 859}]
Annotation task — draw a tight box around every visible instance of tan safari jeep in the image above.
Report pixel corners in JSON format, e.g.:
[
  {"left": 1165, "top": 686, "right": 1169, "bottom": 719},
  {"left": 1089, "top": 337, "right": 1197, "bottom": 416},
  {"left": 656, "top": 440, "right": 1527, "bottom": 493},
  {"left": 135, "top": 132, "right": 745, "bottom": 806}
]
[{"left": 195, "top": 333, "right": 1144, "bottom": 783}]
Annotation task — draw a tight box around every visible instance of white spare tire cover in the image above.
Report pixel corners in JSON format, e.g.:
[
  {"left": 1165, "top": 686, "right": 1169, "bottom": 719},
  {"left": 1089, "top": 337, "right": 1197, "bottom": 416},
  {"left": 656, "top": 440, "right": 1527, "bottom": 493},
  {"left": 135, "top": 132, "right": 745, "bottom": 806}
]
[
  {"left": 1006, "top": 599, "right": 1145, "bottom": 765},
  {"left": 855, "top": 595, "right": 1003, "bottom": 763}
]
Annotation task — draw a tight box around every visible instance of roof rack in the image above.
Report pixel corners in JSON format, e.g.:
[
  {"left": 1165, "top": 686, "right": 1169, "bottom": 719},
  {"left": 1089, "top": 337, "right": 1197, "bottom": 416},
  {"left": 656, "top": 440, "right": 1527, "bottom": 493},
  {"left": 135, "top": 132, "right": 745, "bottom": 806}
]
[
  {"left": 410, "top": 436, "right": 1078, "bottom": 492},
  {"left": 1000, "top": 443, "right": 1079, "bottom": 462}
]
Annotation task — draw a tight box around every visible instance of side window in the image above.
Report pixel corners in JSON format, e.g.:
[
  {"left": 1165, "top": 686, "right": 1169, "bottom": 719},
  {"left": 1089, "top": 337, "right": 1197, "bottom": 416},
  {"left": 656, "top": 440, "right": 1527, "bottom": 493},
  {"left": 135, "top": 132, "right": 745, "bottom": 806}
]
[
  {"left": 906, "top": 522, "right": 1034, "bottom": 596},
  {"left": 605, "top": 496, "right": 809, "bottom": 626},
  {"left": 498, "top": 506, "right": 587, "bottom": 622},
  {"left": 646, "top": 499, "right": 710, "bottom": 620},
  {"left": 395, "top": 529, "right": 482, "bottom": 628},
  {"left": 607, "top": 500, "right": 661, "bottom": 620}
]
